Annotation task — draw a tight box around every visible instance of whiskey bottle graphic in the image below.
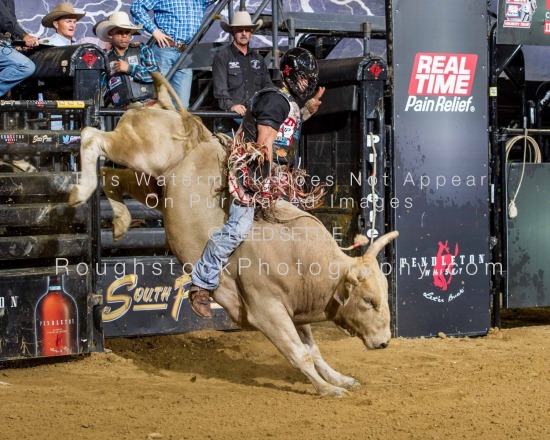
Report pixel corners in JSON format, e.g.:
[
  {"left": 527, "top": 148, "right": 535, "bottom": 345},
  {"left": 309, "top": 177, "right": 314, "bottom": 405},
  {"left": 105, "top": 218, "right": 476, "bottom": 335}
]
[{"left": 34, "top": 275, "right": 79, "bottom": 357}]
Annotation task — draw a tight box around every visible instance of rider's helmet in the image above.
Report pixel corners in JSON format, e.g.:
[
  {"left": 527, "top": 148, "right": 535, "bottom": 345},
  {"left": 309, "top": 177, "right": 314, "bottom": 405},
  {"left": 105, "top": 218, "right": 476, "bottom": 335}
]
[{"left": 279, "top": 47, "right": 319, "bottom": 99}]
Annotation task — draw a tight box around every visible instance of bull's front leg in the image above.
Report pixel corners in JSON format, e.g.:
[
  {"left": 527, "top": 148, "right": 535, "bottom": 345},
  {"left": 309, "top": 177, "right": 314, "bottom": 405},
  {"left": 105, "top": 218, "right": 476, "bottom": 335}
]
[
  {"left": 247, "top": 300, "right": 348, "bottom": 397},
  {"left": 296, "top": 324, "right": 360, "bottom": 390},
  {"left": 69, "top": 127, "right": 106, "bottom": 207}
]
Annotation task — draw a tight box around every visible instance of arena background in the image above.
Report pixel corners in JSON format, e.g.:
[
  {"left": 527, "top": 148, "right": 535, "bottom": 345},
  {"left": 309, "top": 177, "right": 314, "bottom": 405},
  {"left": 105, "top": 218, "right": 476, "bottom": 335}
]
[
  {"left": 14, "top": 0, "right": 384, "bottom": 48},
  {"left": 14, "top": 0, "right": 550, "bottom": 81}
]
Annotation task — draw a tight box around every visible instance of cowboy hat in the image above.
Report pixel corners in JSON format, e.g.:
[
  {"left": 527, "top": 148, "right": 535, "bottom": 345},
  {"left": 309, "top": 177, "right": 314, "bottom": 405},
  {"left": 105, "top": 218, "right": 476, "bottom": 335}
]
[
  {"left": 220, "top": 11, "right": 262, "bottom": 33},
  {"left": 94, "top": 12, "right": 142, "bottom": 42},
  {"left": 42, "top": 2, "right": 85, "bottom": 28}
]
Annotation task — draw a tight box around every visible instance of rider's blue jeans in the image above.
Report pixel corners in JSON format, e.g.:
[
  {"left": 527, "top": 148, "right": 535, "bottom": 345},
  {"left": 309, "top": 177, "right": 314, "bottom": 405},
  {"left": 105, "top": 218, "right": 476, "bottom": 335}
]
[{"left": 192, "top": 202, "right": 255, "bottom": 290}]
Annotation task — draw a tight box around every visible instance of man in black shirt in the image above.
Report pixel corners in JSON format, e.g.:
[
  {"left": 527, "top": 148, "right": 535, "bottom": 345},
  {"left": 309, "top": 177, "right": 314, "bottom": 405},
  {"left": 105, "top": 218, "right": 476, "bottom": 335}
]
[
  {"left": 212, "top": 10, "right": 273, "bottom": 116},
  {"left": 0, "top": 0, "right": 38, "bottom": 96}
]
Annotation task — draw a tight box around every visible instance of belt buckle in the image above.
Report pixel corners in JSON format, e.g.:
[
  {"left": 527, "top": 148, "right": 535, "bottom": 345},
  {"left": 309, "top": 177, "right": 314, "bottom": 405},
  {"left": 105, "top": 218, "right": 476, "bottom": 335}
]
[{"left": 176, "top": 42, "right": 187, "bottom": 52}]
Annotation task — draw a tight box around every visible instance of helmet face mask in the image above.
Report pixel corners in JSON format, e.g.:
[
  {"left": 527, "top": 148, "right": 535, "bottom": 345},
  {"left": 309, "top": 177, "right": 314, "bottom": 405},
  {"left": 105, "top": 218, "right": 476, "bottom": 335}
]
[{"left": 280, "top": 48, "right": 319, "bottom": 99}]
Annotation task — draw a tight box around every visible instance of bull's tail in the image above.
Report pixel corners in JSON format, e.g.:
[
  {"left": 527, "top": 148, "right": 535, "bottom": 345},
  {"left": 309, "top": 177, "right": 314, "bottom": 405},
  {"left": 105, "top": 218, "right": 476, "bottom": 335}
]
[
  {"left": 151, "top": 71, "right": 210, "bottom": 143},
  {"left": 152, "top": 71, "right": 186, "bottom": 114}
]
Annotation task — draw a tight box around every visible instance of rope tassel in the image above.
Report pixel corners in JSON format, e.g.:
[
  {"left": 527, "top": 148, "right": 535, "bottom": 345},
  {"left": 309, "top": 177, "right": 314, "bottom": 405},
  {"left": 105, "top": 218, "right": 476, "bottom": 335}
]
[{"left": 226, "top": 135, "right": 326, "bottom": 210}]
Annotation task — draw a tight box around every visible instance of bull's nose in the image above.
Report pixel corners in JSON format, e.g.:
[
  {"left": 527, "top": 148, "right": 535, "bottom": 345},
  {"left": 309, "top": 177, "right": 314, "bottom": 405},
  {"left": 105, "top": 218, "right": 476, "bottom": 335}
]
[{"left": 379, "top": 342, "right": 389, "bottom": 349}]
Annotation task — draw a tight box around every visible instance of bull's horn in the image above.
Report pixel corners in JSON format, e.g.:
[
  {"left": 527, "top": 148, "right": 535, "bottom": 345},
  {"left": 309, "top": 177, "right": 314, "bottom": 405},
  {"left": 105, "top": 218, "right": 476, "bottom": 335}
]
[{"left": 364, "top": 231, "right": 399, "bottom": 257}]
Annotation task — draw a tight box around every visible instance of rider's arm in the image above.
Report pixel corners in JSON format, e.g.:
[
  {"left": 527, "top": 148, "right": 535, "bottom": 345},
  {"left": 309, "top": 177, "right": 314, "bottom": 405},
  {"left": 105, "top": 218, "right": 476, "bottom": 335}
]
[{"left": 256, "top": 124, "right": 278, "bottom": 165}]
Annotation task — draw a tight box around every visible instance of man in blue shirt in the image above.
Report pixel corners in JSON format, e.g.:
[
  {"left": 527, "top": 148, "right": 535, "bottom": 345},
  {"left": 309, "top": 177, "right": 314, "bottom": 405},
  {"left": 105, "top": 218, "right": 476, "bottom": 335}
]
[
  {"left": 131, "top": 0, "right": 215, "bottom": 108},
  {"left": 40, "top": 2, "right": 85, "bottom": 46}
]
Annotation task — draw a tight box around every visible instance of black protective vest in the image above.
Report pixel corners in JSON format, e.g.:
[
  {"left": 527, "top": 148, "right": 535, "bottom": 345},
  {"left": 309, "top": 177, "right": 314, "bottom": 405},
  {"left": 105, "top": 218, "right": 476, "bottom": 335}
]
[
  {"left": 105, "top": 45, "right": 156, "bottom": 108},
  {"left": 240, "top": 87, "right": 302, "bottom": 164}
]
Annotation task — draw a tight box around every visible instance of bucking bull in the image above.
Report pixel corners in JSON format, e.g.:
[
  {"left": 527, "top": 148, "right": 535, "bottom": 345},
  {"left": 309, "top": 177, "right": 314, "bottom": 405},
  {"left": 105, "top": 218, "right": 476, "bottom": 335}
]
[{"left": 69, "top": 72, "right": 399, "bottom": 396}]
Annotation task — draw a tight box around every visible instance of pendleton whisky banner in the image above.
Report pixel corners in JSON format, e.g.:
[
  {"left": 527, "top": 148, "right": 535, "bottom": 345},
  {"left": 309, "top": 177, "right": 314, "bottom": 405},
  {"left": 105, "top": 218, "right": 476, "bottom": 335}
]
[{"left": 0, "top": 271, "right": 91, "bottom": 361}]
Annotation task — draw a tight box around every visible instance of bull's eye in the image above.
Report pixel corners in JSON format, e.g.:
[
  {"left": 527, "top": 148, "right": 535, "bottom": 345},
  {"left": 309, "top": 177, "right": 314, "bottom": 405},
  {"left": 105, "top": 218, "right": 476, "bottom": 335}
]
[{"left": 362, "top": 298, "right": 374, "bottom": 309}]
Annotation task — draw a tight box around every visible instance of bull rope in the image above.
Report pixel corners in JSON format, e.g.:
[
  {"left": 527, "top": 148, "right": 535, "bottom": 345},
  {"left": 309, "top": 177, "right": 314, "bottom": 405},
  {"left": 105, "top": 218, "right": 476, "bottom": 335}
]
[
  {"left": 226, "top": 134, "right": 326, "bottom": 210},
  {"left": 339, "top": 234, "right": 369, "bottom": 251}
]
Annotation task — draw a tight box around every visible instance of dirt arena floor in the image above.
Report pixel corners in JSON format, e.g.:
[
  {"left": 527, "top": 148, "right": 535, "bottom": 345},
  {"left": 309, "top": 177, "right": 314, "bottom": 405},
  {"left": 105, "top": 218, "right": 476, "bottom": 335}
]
[{"left": 1, "top": 308, "right": 549, "bottom": 440}]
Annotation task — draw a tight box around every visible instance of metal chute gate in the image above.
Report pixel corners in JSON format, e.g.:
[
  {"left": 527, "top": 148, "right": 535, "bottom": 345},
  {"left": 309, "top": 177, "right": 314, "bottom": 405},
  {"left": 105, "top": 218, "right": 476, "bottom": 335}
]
[
  {"left": 1, "top": 0, "right": 548, "bottom": 362},
  {"left": 0, "top": 44, "right": 105, "bottom": 360}
]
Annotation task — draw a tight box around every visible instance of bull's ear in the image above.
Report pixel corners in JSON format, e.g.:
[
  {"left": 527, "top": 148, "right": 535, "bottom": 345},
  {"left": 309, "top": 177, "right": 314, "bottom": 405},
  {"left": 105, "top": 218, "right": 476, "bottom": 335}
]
[
  {"left": 334, "top": 269, "right": 362, "bottom": 306},
  {"left": 333, "top": 284, "right": 351, "bottom": 306},
  {"left": 348, "top": 265, "right": 365, "bottom": 284}
]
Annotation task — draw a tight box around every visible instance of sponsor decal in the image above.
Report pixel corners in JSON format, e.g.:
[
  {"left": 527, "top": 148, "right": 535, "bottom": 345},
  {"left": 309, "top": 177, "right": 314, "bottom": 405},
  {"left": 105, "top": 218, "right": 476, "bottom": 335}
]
[
  {"left": 57, "top": 101, "right": 86, "bottom": 109},
  {"left": 276, "top": 117, "right": 297, "bottom": 145},
  {"left": 34, "top": 275, "right": 79, "bottom": 357},
  {"left": 102, "top": 274, "right": 221, "bottom": 322},
  {"left": 251, "top": 59, "right": 261, "bottom": 69},
  {"left": 369, "top": 62, "right": 383, "bottom": 79},
  {"left": 109, "top": 76, "right": 122, "bottom": 89},
  {"left": 228, "top": 61, "right": 240, "bottom": 69},
  {"left": 32, "top": 135, "right": 53, "bottom": 143},
  {"left": 503, "top": 0, "right": 537, "bottom": 28},
  {"left": 433, "top": 241, "right": 459, "bottom": 291},
  {"left": 61, "top": 135, "right": 81, "bottom": 145},
  {"left": 81, "top": 50, "right": 98, "bottom": 67},
  {"left": 0, "top": 295, "right": 19, "bottom": 309},
  {"left": 127, "top": 55, "right": 139, "bottom": 65},
  {"left": 399, "top": 240, "right": 492, "bottom": 304},
  {"left": 0, "top": 134, "right": 25, "bottom": 144},
  {"left": 281, "top": 65, "right": 292, "bottom": 76},
  {"left": 0, "top": 100, "right": 21, "bottom": 106},
  {"left": 406, "top": 53, "right": 478, "bottom": 113}
]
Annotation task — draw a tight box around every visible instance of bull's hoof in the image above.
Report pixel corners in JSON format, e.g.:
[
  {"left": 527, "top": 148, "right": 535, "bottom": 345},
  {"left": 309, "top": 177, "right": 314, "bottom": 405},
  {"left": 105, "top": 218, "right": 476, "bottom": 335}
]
[
  {"left": 109, "top": 202, "right": 132, "bottom": 241},
  {"left": 112, "top": 218, "right": 131, "bottom": 241},
  {"left": 341, "top": 377, "right": 361, "bottom": 390},
  {"left": 318, "top": 385, "right": 349, "bottom": 397},
  {"left": 68, "top": 186, "right": 86, "bottom": 207}
]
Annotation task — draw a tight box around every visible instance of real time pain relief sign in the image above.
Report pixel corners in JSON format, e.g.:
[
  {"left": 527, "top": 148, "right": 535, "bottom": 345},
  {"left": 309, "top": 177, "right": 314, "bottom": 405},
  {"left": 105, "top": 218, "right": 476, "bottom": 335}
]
[{"left": 405, "top": 53, "right": 478, "bottom": 113}]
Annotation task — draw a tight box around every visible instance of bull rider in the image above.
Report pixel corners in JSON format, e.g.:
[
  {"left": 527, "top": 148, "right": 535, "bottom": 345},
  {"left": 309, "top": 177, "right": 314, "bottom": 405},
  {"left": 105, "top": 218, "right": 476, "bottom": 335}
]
[{"left": 189, "top": 47, "right": 325, "bottom": 318}]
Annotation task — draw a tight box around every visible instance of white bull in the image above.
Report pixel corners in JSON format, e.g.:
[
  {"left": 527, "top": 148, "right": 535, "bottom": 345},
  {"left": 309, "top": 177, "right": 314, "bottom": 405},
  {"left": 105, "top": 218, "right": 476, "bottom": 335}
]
[{"left": 69, "top": 73, "right": 398, "bottom": 396}]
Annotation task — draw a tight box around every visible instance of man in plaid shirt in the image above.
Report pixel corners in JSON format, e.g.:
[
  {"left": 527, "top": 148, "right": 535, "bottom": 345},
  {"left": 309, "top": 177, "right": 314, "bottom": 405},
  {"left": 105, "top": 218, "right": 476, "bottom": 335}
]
[
  {"left": 131, "top": 0, "right": 216, "bottom": 108},
  {"left": 95, "top": 12, "right": 159, "bottom": 109}
]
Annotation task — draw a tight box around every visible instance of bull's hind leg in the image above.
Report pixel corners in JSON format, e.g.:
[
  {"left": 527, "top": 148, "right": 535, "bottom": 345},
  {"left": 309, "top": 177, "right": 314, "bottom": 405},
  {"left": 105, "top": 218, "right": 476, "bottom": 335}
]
[
  {"left": 69, "top": 127, "right": 107, "bottom": 207},
  {"left": 296, "top": 324, "right": 360, "bottom": 390},
  {"left": 247, "top": 300, "right": 348, "bottom": 397}
]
